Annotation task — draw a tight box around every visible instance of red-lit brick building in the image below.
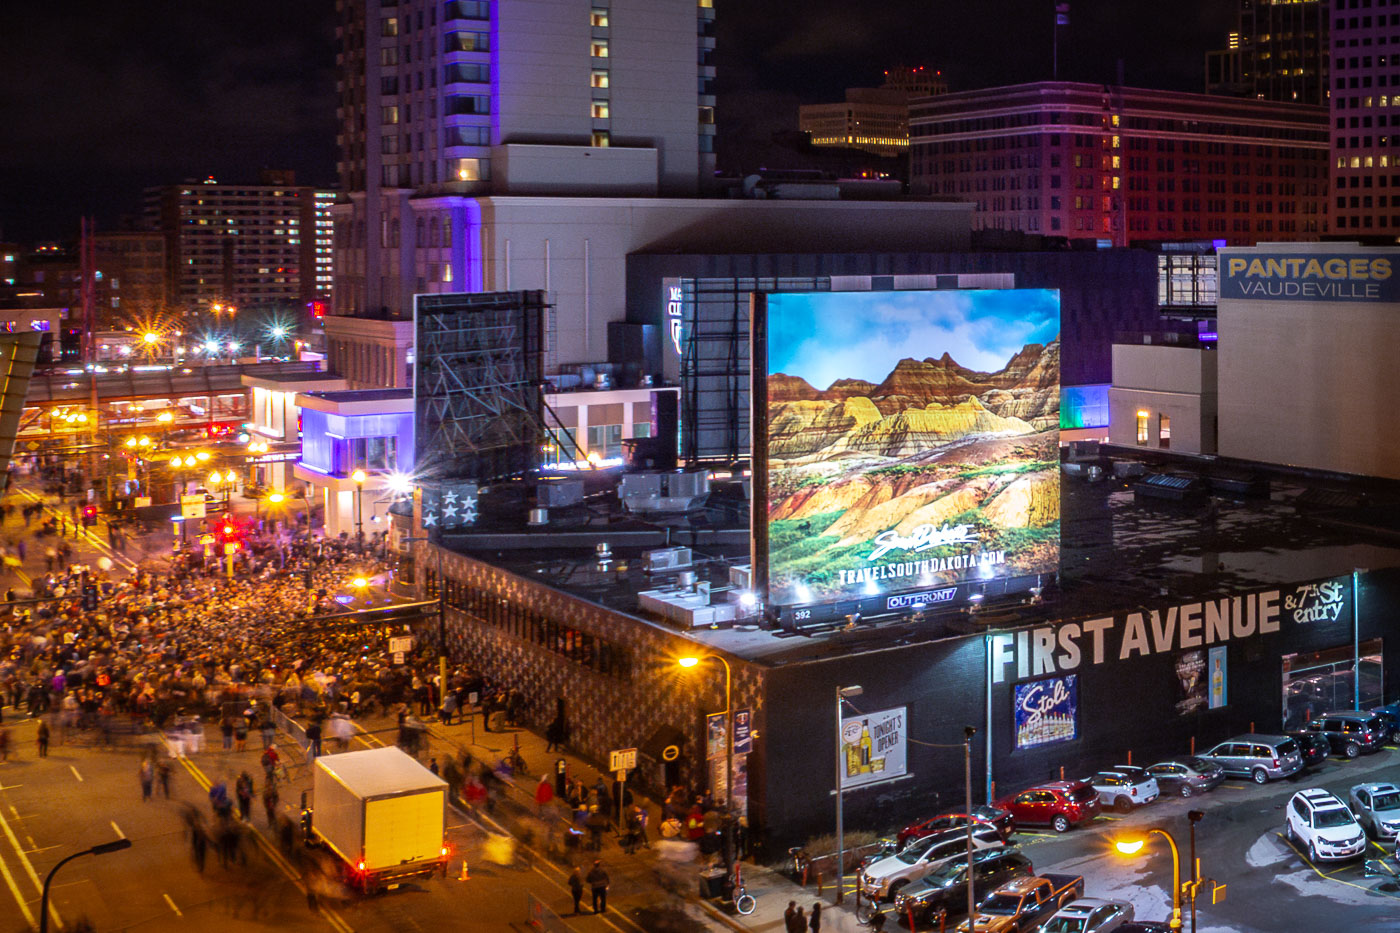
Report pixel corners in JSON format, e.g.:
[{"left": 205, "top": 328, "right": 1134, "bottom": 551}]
[{"left": 909, "top": 81, "right": 1330, "bottom": 246}]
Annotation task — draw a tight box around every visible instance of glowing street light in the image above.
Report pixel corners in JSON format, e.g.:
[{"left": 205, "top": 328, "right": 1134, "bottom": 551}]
[
  {"left": 351, "top": 468, "right": 367, "bottom": 546},
  {"left": 677, "top": 654, "right": 734, "bottom": 815},
  {"left": 1115, "top": 828, "right": 1184, "bottom": 932},
  {"left": 143, "top": 332, "right": 159, "bottom": 346}
]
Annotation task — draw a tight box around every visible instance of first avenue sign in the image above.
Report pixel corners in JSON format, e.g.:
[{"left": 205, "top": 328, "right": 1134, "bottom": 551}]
[{"left": 991, "top": 590, "right": 1284, "bottom": 684}]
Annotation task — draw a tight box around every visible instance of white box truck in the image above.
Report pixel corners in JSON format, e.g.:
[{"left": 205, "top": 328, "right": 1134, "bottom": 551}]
[{"left": 309, "top": 746, "right": 449, "bottom": 892}]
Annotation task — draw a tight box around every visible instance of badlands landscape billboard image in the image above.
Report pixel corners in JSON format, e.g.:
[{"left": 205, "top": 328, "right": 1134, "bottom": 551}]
[{"left": 763, "top": 289, "right": 1061, "bottom": 607}]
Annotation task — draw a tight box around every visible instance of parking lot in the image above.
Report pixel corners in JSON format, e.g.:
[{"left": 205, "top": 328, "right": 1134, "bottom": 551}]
[{"left": 1002, "top": 743, "right": 1400, "bottom": 932}]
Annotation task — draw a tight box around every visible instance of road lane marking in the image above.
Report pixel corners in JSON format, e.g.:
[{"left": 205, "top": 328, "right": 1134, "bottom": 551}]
[
  {"left": 0, "top": 797, "right": 59, "bottom": 929},
  {"left": 170, "top": 744, "right": 355, "bottom": 933},
  {"left": 69, "top": 766, "right": 83, "bottom": 782},
  {"left": 162, "top": 893, "right": 184, "bottom": 917},
  {"left": 110, "top": 821, "right": 125, "bottom": 839},
  {"left": 0, "top": 841, "right": 35, "bottom": 929}
]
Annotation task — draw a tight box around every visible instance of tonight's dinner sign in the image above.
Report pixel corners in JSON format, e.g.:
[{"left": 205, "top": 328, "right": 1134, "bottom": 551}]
[{"left": 1218, "top": 250, "right": 1399, "bottom": 302}]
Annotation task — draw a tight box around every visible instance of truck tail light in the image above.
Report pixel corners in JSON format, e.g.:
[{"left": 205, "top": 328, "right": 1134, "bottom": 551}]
[{"left": 357, "top": 860, "right": 365, "bottom": 871}]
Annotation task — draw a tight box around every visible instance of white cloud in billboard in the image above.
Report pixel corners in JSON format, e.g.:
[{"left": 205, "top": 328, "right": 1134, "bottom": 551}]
[{"left": 768, "top": 290, "right": 1059, "bottom": 390}]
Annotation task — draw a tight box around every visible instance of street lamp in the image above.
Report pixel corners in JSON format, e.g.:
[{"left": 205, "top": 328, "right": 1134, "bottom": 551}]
[
  {"left": 835, "top": 684, "right": 863, "bottom": 905},
  {"left": 352, "top": 468, "right": 367, "bottom": 547},
  {"left": 39, "top": 837, "right": 132, "bottom": 933},
  {"left": 1115, "top": 827, "right": 1184, "bottom": 932},
  {"left": 677, "top": 654, "right": 734, "bottom": 812}
]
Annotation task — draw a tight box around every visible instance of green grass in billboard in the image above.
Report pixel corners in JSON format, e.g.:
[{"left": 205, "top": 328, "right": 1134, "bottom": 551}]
[{"left": 764, "top": 289, "right": 1061, "bottom": 605}]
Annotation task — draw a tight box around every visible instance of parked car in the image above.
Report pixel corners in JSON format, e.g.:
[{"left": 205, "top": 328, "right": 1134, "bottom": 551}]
[
  {"left": 893, "top": 847, "right": 1034, "bottom": 926},
  {"left": 1367, "top": 708, "right": 1400, "bottom": 744},
  {"left": 1200, "top": 734, "right": 1304, "bottom": 783},
  {"left": 1086, "top": 770, "right": 1160, "bottom": 812},
  {"left": 1285, "top": 788, "right": 1367, "bottom": 862},
  {"left": 1285, "top": 730, "right": 1331, "bottom": 767},
  {"left": 1306, "top": 711, "right": 1387, "bottom": 758},
  {"left": 1037, "top": 897, "right": 1134, "bottom": 933},
  {"left": 954, "top": 872, "right": 1084, "bottom": 933},
  {"left": 994, "top": 780, "right": 1101, "bottom": 834},
  {"left": 1348, "top": 782, "right": 1400, "bottom": 841},
  {"left": 859, "top": 825, "right": 1004, "bottom": 901},
  {"left": 1144, "top": 757, "right": 1226, "bottom": 798},
  {"left": 896, "top": 805, "right": 1014, "bottom": 847}
]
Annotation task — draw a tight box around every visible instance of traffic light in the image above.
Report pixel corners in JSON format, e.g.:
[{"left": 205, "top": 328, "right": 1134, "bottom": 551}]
[
  {"left": 81, "top": 504, "right": 98, "bottom": 527},
  {"left": 82, "top": 585, "right": 98, "bottom": 611}
]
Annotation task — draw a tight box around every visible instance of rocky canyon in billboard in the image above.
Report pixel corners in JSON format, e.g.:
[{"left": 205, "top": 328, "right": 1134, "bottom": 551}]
[{"left": 762, "top": 289, "right": 1061, "bottom": 607}]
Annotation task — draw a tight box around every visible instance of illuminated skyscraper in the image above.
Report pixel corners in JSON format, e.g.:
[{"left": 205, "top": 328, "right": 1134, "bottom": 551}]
[
  {"left": 1330, "top": 1, "right": 1400, "bottom": 233},
  {"left": 1206, "top": 0, "right": 1329, "bottom": 106}
]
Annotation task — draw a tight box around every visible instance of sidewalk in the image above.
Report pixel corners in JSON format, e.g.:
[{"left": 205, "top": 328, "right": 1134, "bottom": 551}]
[{"left": 349, "top": 706, "right": 879, "bottom": 933}]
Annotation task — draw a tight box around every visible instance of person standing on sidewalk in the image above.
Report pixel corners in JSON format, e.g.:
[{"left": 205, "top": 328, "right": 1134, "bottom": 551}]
[
  {"left": 567, "top": 865, "right": 584, "bottom": 915},
  {"left": 139, "top": 757, "right": 154, "bottom": 801},
  {"left": 36, "top": 719, "right": 48, "bottom": 757},
  {"left": 809, "top": 902, "right": 822, "bottom": 932},
  {"left": 586, "top": 859, "right": 609, "bottom": 914}
]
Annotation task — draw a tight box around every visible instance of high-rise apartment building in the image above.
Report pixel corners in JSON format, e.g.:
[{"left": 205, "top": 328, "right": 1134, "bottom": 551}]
[
  {"left": 1207, "top": 0, "right": 1330, "bottom": 106},
  {"left": 144, "top": 173, "right": 336, "bottom": 315},
  {"left": 1329, "top": 0, "right": 1400, "bottom": 232},
  {"left": 909, "top": 81, "right": 1330, "bottom": 246},
  {"left": 333, "top": 0, "right": 717, "bottom": 317},
  {"left": 798, "top": 67, "right": 946, "bottom": 157},
  {"left": 91, "top": 231, "right": 167, "bottom": 328}
]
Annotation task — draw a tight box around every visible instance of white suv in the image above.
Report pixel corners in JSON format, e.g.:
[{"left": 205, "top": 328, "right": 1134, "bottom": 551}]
[
  {"left": 1087, "top": 770, "right": 1160, "bottom": 812},
  {"left": 1285, "top": 788, "right": 1366, "bottom": 862},
  {"left": 858, "top": 825, "right": 1004, "bottom": 901}
]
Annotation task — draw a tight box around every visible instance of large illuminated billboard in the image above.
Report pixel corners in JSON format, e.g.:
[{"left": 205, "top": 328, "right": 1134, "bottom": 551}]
[{"left": 759, "top": 289, "right": 1060, "bottom": 608}]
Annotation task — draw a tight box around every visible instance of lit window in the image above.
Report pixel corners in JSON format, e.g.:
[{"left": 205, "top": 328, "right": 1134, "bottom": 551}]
[
  {"left": 591, "top": 41, "right": 609, "bottom": 58},
  {"left": 1159, "top": 414, "right": 1171, "bottom": 449},
  {"left": 382, "top": 17, "right": 398, "bottom": 36},
  {"left": 382, "top": 105, "right": 400, "bottom": 125},
  {"left": 592, "top": 102, "right": 610, "bottom": 119},
  {"left": 591, "top": 70, "right": 609, "bottom": 88},
  {"left": 1136, "top": 410, "right": 1149, "bottom": 445},
  {"left": 591, "top": 131, "right": 610, "bottom": 148},
  {"left": 698, "top": 106, "right": 714, "bottom": 125},
  {"left": 443, "top": 263, "right": 453, "bottom": 283},
  {"left": 590, "top": 9, "right": 609, "bottom": 27},
  {"left": 448, "top": 157, "right": 488, "bottom": 181}
]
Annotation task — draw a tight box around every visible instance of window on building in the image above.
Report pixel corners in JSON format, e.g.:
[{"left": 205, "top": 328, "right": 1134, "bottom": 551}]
[
  {"left": 1159, "top": 414, "right": 1171, "bottom": 449},
  {"left": 382, "top": 105, "right": 400, "bottom": 125},
  {"left": 591, "top": 131, "right": 610, "bottom": 148},
  {"left": 443, "top": 62, "right": 490, "bottom": 84},
  {"left": 591, "top": 40, "right": 609, "bottom": 58},
  {"left": 446, "top": 124, "right": 490, "bottom": 146},
  {"left": 445, "top": 30, "right": 489, "bottom": 52},
  {"left": 698, "top": 105, "right": 715, "bottom": 124},
  {"left": 590, "top": 9, "right": 609, "bottom": 27},
  {"left": 591, "top": 102, "right": 610, "bottom": 119},
  {"left": 382, "top": 16, "right": 399, "bottom": 36},
  {"left": 591, "top": 70, "right": 610, "bottom": 88},
  {"left": 586, "top": 424, "right": 624, "bottom": 458},
  {"left": 443, "top": 0, "right": 490, "bottom": 20},
  {"left": 1136, "top": 410, "right": 1150, "bottom": 445},
  {"left": 445, "top": 95, "right": 491, "bottom": 115},
  {"left": 349, "top": 436, "right": 400, "bottom": 472},
  {"left": 447, "top": 157, "right": 489, "bottom": 181}
]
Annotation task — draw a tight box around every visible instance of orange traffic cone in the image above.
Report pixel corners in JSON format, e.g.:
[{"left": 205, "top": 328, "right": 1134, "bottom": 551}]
[{"left": 458, "top": 859, "right": 471, "bottom": 881}]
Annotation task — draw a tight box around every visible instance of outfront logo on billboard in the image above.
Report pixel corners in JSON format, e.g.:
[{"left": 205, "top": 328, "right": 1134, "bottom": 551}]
[{"left": 886, "top": 588, "right": 956, "bottom": 611}]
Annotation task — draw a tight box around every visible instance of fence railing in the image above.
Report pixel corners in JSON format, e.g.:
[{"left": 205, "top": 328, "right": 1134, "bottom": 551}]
[{"left": 272, "top": 705, "right": 309, "bottom": 755}]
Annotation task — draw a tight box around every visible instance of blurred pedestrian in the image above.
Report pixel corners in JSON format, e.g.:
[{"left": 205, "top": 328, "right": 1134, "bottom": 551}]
[
  {"left": 809, "top": 902, "right": 822, "bottom": 931},
  {"left": 157, "top": 759, "right": 172, "bottom": 798},
  {"left": 263, "top": 782, "right": 280, "bottom": 827},
  {"left": 139, "top": 757, "right": 154, "bottom": 801},
  {"left": 36, "top": 720, "right": 48, "bottom": 757},
  {"left": 567, "top": 865, "right": 584, "bottom": 915},
  {"left": 535, "top": 773, "right": 555, "bottom": 816},
  {"left": 586, "top": 859, "right": 609, "bottom": 914}
]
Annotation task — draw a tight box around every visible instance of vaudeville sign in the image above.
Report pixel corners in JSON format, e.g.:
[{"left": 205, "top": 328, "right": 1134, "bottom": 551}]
[{"left": 1218, "top": 250, "right": 1400, "bottom": 302}]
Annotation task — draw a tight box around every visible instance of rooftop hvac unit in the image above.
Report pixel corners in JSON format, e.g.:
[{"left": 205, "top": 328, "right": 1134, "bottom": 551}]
[
  {"left": 537, "top": 479, "right": 585, "bottom": 508},
  {"left": 728, "top": 564, "right": 751, "bottom": 589},
  {"left": 619, "top": 470, "right": 711, "bottom": 514},
  {"left": 644, "top": 547, "right": 693, "bottom": 573}
]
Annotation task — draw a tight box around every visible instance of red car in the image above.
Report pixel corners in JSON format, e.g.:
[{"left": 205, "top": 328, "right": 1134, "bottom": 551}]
[
  {"left": 993, "top": 779, "right": 1101, "bottom": 833},
  {"left": 895, "top": 805, "right": 1015, "bottom": 848}
]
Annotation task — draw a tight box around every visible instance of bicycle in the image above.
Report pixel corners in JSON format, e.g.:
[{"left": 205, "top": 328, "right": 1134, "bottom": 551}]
[{"left": 731, "top": 862, "right": 756, "bottom": 916}]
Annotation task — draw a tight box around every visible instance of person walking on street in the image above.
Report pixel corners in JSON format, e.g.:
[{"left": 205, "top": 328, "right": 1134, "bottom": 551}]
[
  {"left": 568, "top": 865, "right": 584, "bottom": 915},
  {"left": 535, "top": 773, "right": 555, "bottom": 816},
  {"left": 157, "top": 759, "right": 172, "bottom": 798},
  {"left": 36, "top": 720, "right": 48, "bottom": 757},
  {"left": 263, "top": 782, "right": 279, "bottom": 827},
  {"left": 139, "top": 757, "right": 154, "bottom": 801},
  {"left": 785, "top": 902, "right": 799, "bottom": 932},
  {"left": 586, "top": 859, "right": 609, "bottom": 914}
]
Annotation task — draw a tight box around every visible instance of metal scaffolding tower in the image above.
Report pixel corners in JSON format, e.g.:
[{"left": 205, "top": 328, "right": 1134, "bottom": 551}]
[{"left": 413, "top": 291, "right": 549, "bottom": 482}]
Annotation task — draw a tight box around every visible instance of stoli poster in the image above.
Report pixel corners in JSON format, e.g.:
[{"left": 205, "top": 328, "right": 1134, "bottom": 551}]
[{"left": 1013, "top": 674, "right": 1079, "bottom": 750}]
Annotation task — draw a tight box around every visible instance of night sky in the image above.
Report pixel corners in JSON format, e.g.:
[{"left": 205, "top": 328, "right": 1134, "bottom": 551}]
[{"left": 0, "top": 0, "right": 1231, "bottom": 243}]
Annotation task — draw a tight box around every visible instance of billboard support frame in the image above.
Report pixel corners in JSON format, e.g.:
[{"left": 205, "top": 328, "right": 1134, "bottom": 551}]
[{"left": 749, "top": 293, "right": 771, "bottom": 618}]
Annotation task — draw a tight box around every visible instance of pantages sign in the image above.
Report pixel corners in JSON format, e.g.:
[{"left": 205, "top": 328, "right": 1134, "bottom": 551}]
[{"left": 991, "top": 577, "right": 1352, "bottom": 685}]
